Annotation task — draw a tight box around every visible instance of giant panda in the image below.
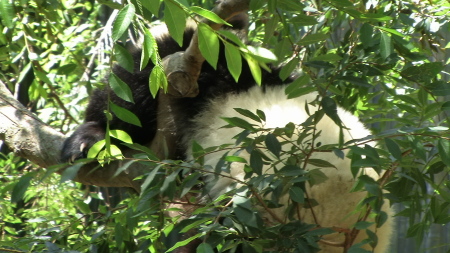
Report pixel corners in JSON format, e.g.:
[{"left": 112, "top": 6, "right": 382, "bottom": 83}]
[{"left": 61, "top": 14, "right": 393, "bottom": 253}]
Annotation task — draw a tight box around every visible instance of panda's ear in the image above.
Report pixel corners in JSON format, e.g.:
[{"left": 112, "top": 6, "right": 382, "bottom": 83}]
[{"left": 224, "top": 12, "right": 249, "bottom": 42}]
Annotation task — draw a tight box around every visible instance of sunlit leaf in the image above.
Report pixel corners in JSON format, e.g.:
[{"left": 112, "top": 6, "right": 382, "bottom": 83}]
[
  {"left": 164, "top": 0, "right": 186, "bottom": 47},
  {"left": 190, "top": 6, "right": 229, "bottom": 25},
  {"left": 198, "top": 23, "right": 219, "bottom": 69},
  {"left": 112, "top": 4, "right": 135, "bottom": 42},
  {"left": 224, "top": 43, "right": 242, "bottom": 82}
]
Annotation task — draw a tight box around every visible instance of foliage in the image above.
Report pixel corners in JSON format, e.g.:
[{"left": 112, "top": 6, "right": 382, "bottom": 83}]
[{"left": 1, "top": 0, "right": 450, "bottom": 252}]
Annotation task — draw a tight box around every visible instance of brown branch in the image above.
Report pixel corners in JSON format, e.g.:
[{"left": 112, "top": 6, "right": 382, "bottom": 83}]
[{"left": 0, "top": 80, "right": 145, "bottom": 191}]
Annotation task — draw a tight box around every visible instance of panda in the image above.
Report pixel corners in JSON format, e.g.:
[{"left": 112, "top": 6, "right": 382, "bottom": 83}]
[{"left": 61, "top": 14, "right": 392, "bottom": 253}]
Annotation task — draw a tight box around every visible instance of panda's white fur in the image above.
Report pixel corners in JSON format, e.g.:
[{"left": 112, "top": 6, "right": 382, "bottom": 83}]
[{"left": 183, "top": 85, "right": 393, "bottom": 252}]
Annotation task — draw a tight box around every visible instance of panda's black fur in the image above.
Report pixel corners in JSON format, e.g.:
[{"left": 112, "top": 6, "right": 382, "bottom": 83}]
[
  {"left": 62, "top": 15, "right": 392, "bottom": 253},
  {"left": 61, "top": 16, "right": 289, "bottom": 163}
]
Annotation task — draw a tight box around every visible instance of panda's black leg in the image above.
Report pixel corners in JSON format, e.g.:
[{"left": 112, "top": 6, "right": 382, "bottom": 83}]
[{"left": 61, "top": 121, "right": 105, "bottom": 163}]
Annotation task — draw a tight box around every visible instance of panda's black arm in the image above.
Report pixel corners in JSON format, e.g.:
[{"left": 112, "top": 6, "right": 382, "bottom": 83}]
[{"left": 61, "top": 65, "right": 159, "bottom": 163}]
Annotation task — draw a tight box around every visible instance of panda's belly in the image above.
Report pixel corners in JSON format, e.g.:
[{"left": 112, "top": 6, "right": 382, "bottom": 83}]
[{"left": 183, "top": 85, "right": 392, "bottom": 252}]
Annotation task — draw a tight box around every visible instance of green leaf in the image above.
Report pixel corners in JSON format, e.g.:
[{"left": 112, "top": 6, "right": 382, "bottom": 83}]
[
  {"left": 380, "top": 32, "right": 392, "bottom": 59},
  {"left": 247, "top": 46, "right": 277, "bottom": 63},
  {"left": 289, "top": 186, "right": 304, "bottom": 203},
  {"left": 328, "top": 0, "right": 354, "bottom": 7},
  {"left": 196, "top": 243, "right": 214, "bottom": 253},
  {"left": 401, "top": 62, "right": 444, "bottom": 83},
  {"left": 307, "top": 159, "right": 337, "bottom": 168},
  {"left": 141, "top": 0, "right": 161, "bottom": 16},
  {"left": 338, "top": 76, "right": 370, "bottom": 87},
  {"left": 243, "top": 54, "right": 262, "bottom": 85},
  {"left": 376, "top": 26, "right": 404, "bottom": 37},
  {"left": 221, "top": 117, "right": 255, "bottom": 131},
  {"left": 112, "top": 4, "right": 135, "bottom": 42},
  {"left": 291, "top": 14, "right": 318, "bottom": 26},
  {"left": 359, "top": 13, "right": 393, "bottom": 22},
  {"left": 308, "top": 169, "right": 328, "bottom": 186},
  {"left": 234, "top": 205, "right": 259, "bottom": 228},
  {"left": 109, "top": 129, "right": 133, "bottom": 144},
  {"left": 87, "top": 140, "right": 106, "bottom": 159},
  {"left": 321, "top": 96, "right": 341, "bottom": 127},
  {"left": 311, "top": 53, "right": 343, "bottom": 62},
  {"left": 166, "top": 232, "right": 202, "bottom": 252},
  {"left": 384, "top": 138, "right": 402, "bottom": 161},
  {"left": 110, "top": 102, "right": 142, "bottom": 127},
  {"left": 278, "top": 0, "right": 304, "bottom": 11},
  {"left": 429, "top": 81, "right": 450, "bottom": 96},
  {"left": 279, "top": 57, "right": 300, "bottom": 81},
  {"left": 285, "top": 75, "right": 314, "bottom": 99},
  {"left": 224, "top": 155, "right": 247, "bottom": 163},
  {"left": 161, "top": 170, "right": 178, "bottom": 199},
  {"left": 217, "top": 30, "right": 246, "bottom": 47},
  {"left": 224, "top": 43, "right": 242, "bottom": 82},
  {"left": 109, "top": 73, "right": 134, "bottom": 103},
  {"left": 234, "top": 108, "right": 261, "bottom": 123},
  {"left": 60, "top": 163, "right": 83, "bottom": 183},
  {"left": 360, "top": 23, "right": 373, "bottom": 48},
  {"left": 11, "top": 175, "right": 32, "bottom": 203},
  {"left": 298, "top": 33, "right": 328, "bottom": 46},
  {"left": 0, "top": 0, "right": 15, "bottom": 28},
  {"left": 150, "top": 65, "right": 167, "bottom": 97},
  {"left": 442, "top": 101, "right": 450, "bottom": 111},
  {"left": 428, "top": 161, "right": 446, "bottom": 174},
  {"left": 438, "top": 139, "right": 450, "bottom": 167},
  {"left": 265, "top": 133, "right": 281, "bottom": 158},
  {"left": 354, "top": 221, "right": 373, "bottom": 230},
  {"left": 250, "top": 150, "right": 263, "bottom": 175},
  {"left": 141, "top": 30, "right": 156, "bottom": 70},
  {"left": 57, "top": 64, "right": 77, "bottom": 75},
  {"left": 279, "top": 165, "right": 306, "bottom": 177},
  {"left": 140, "top": 165, "right": 161, "bottom": 192},
  {"left": 164, "top": 0, "right": 186, "bottom": 47},
  {"left": 198, "top": 23, "right": 219, "bottom": 69},
  {"left": 113, "top": 160, "right": 135, "bottom": 177},
  {"left": 190, "top": 6, "right": 229, "bottom": 25},
  {"left": 114, "top": 44, "right": 134, "bottom": 72},
  {"left": 180, "top": 172, "right": 202, "bottom": 198}
]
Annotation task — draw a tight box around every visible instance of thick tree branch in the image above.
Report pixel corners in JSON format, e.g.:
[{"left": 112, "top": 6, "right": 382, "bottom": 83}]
[{"left": 0, "top": 80, "right": 64, "bottom": 167}]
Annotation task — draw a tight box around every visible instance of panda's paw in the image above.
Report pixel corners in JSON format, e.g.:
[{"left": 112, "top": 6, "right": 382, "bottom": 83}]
[{"left": 61, "top": 122, "right": 105, "bottom": 163}]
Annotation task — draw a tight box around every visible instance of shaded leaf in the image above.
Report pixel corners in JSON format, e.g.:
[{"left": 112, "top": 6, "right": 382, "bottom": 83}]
[
  {"left": 114, "top": 44, "right": 134, "bottom": 73},
  {"left": 401, "top": 63, "right": 444, "bottom": 83},
  {"left": 109, "top": 73, "right": 134, "bottom": 103},
  {"left": 190, "top": 6, "right": 229, "bottom": 25},
  {"left": 298, "top": 33, "right": 328, "bottom": 45},
  {"left": 11, "top": 175, "right": 32, "bottom": 203},
  {"left": 385, "top": 138, "right": 402, "bottom": 161},
  {"left": 110, "top": 102, "right": 142, "bottom": 127},
  {"left": 380, "top": 32, "right": 392, "bottom": 59},
  {"left": 265, "top": 133, "right": 281, "bottom": 158}
]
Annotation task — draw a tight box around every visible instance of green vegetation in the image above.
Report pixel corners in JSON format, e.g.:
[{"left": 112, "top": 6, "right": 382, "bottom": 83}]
[{"left": 0, "top": 0, "right": 449, "bottom": 252}]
